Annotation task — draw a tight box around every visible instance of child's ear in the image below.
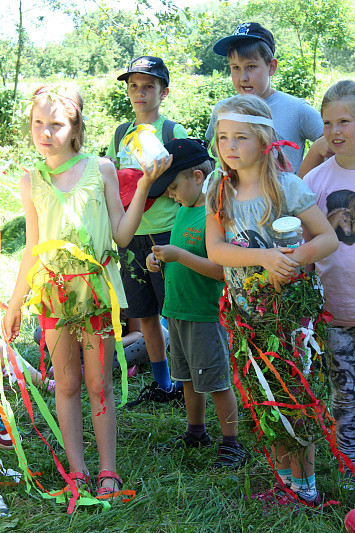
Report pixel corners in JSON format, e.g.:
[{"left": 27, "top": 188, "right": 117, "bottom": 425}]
[
  {"left": 269, "top": 58, "right": 278, "bottom": 77},
  {"left": 194, "top": 169, "right": 204, "bottom": 185},
  {"left": 160, "top": 87, "right": 170, "bottom": 101}
]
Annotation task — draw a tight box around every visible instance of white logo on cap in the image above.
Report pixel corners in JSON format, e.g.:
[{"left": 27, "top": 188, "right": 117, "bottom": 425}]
[
  {"left": 132, "top": 59, "right": 157, "bottom": 69},
  {"left": 233, "top": 23, "right": 251, "bottom": 36}
]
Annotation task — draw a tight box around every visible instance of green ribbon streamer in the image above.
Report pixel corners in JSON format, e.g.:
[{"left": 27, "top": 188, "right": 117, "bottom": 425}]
[
  {"left": 207, "top": 133, "right": 221, "bottom": 180},
  {"left": 17, "top": 349, "right": 64, "bottom": 447},
  {"left": 42, "top": 488, "right": 111, "bottom": 511},
  {"left": 116, "top": 340, "right": 128, "bottom": 407}
]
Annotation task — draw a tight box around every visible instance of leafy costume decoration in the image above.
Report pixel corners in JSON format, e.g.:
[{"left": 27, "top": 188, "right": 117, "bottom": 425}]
[{"left": 0, "top": 155, "right": 135, "bottom": 513}]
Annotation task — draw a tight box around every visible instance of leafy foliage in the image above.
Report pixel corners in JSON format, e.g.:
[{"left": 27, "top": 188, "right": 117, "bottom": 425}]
[{"left": 0, "top": 215, "right": 26, "bottom": 254}]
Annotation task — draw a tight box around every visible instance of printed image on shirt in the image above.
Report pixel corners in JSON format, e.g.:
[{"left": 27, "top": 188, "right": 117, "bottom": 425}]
[
  {"left": 326, "top": 190, "right": 355, "bottom": 246},
  {"left": 225, "top": 226, "right": 268, "bottom": 317}
]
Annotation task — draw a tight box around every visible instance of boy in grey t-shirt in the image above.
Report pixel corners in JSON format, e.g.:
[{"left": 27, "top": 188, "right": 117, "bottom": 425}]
[{"left": 206, "top": 22, "right": 323, "bottom": 174}]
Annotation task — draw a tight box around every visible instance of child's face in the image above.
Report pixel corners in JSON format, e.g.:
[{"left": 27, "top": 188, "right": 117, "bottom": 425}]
[
  {"left": 31, "top": 98, "right": 75, "bottom": 160},
  {"left": 228, "top": 51, "right": 277, "bottom": 99},
  {"left": 127, "top": 73, "right": 168, "bottom": 116},
  {"left": 217, "top": 119, "right": 264, "bottom": 173},
  {"left": 323, "top": 100, "right": 355, "bottom": 167},
  {"left": 167, "top": 171, "right": 203, "bottom": 207}
]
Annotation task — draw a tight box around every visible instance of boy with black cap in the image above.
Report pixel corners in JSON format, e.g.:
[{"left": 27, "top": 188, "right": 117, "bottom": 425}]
[
  {"left": 146, "top": 138, "right": 249, "bottom": 469},
  {"left": 206, "top": 22, "right": 323, "bottom": 174},
  {"left": 106, "top": 56, "right": 188, "bottom": 406}
]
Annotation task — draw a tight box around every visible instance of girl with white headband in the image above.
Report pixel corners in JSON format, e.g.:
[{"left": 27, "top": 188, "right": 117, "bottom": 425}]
[{"left": 205, "top": 95, "right": 338, "bottom": 509}]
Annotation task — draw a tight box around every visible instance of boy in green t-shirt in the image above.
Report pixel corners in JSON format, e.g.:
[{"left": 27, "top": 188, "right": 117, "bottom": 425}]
[
  {"left": 146, "top": 139, "right": 249, "bottom": 469},
  {"left": 106, "top": 56, "right": 188, "bottom": 405}
]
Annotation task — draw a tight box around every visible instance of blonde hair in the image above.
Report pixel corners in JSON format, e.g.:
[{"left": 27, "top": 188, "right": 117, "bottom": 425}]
[
  {"left": 207, "top": 95, "right": 289, "bottom": 227},
  {"left": 321, "top": 79, "right": 355, "bottom": 118},
  {"left": 30, "top": 85, "right": 84, "bottom": 152}
]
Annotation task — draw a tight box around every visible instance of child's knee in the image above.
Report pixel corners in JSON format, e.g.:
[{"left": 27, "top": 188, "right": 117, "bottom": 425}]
[
  {"left": 56, "top": 373, "right": 82, "bottom": 396},
  {"left": 85, "top": 374, "right": 113, "bottom": 397}
]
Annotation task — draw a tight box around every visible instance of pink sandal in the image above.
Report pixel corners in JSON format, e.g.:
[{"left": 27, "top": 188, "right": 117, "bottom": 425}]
[
  {"left": 64, "top": 471, "right": 91, "bottom": 493},
  {"left": 96, "top": 470, "right": 123, "bottom": 500}
]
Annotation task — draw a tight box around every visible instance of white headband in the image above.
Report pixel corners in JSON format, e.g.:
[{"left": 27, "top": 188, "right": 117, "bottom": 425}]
[{"left": 218, "top": 112, "right": 274, "bottom": 128}]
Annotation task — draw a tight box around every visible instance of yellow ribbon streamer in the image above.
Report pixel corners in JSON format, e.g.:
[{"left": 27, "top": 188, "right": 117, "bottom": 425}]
[{"left": 122, "top": 124, "right": 157, "bottom": 158}]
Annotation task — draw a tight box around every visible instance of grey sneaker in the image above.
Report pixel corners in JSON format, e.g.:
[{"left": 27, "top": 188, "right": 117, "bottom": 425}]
[
  {"left": 158, "top": 431, "right": 212, "bottom": 450},
  {"left": 212, "top": 443, "right": 250, "bottom": 470}
]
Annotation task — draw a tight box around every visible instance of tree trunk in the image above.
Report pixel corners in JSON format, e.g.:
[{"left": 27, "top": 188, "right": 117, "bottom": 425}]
[
  {"left": 13, "top": 0, "right": 24, "bottom": 101},
  {"left": 312, "top": 37, "right": 318, "bottom": 92}
]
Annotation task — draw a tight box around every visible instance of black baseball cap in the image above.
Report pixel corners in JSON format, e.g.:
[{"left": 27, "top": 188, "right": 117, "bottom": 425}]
[
  {"left": 117, "top": 56, "right": 170, "bottom": 86},
  {"left": 148, "top": 138, "right": 212, "bottom": 199},
  {"left": 213, "top": 22, "right": 275, "bottom": 57}
]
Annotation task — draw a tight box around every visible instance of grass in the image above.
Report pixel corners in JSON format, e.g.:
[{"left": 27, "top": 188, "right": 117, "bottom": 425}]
[{"left": 0, "top": 71, "right": 354, "bottom": 532}]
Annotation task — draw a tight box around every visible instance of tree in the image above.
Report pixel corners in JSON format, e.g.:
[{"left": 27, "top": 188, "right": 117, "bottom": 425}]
[{"left": 246, "top": 0, "right": 355, "bottom": 90}]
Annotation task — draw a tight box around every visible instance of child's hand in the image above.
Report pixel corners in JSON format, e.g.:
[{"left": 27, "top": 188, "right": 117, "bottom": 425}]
[
  {"left": 262, "top": 248, "right": 299, "bottom": 293},
  {"left": 152, "top": 245, "right": 180, "bottom": 263},
  {"left": 3, "top": 310, "right": 21, "bottom": 343},
  {"left": 139, "top": 155, "right": 173, "bottom": 190},
  {"left": 146, "top": 252, "right": 160, "bottom": 272}
]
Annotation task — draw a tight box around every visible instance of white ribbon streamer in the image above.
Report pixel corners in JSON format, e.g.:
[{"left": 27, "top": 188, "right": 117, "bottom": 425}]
[
  {"left": 291, "top": 320, "right": 323, "bottom": 378},
  {"left": 246, "top": 343, "right": 310, "bottom": 446}
]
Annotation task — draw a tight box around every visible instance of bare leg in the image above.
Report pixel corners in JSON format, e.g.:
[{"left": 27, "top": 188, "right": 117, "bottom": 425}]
[
  {"left": 140, "top": 314, "right": 166, "bottom": 363},
  {"left": 183, "top": 381, "right": 206, "bottom": 425},
  {"left": 211, "top": 388, "right": 238, "bottom": 436},
  {"left": 83, "top": 333, "right": 118, "bottom": 490},
  {"left": 46, "top": 327, "right": 86, "bottom": 475},
  {"left": 272, "top": 443, "right": 315, "bottom": 478},
  {"left": 290, "top": 444, "right": 315, "bottom": 479},
  {"left": 272, "top": 443, "right": 291, "bottom": 470}
]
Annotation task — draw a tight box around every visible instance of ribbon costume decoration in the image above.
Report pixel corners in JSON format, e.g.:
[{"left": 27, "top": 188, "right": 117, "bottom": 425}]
[
  {"left": 219, "top": 268, "right": 355, "bottom": 507},
  {"left": 0, "top": 153, "right": 135, "bottom": 513}
]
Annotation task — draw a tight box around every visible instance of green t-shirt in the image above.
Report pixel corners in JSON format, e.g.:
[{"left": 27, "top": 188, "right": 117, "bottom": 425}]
[
  {"left": 106, "top": 115, "right": 188, "bottom": 235},
  {"left": 162, "top": 205, "right": 223, "bottom": 322}
]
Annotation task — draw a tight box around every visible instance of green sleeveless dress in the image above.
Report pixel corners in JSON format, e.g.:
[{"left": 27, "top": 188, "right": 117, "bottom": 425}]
[{"left": 29, "top": 156, "right": 127, "bottom": 334}]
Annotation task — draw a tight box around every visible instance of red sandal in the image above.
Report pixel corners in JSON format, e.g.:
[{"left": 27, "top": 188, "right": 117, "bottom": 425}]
[
  {"left": 96, "top": 470, "right": 123, "bottom": 500},
  {"left": 64, "top": 471, "right": 91, "bottom": 493}
]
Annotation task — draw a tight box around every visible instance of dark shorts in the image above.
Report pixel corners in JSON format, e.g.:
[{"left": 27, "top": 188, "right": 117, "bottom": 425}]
[
  {"left": 168, "top": 318, "right": 231, "bottom": 393},
  {"left": 117, "top": 232, "right": 170, "bottom": 318}
]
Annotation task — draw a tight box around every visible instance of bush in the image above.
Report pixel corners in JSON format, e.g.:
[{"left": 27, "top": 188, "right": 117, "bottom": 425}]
[
  {"left": 104, "top": 72, "right": 234, "bottom": 140},
  {"left": 274, "top": 51, "right": 315, "bottom": 101},
  {"left": 0, "top": 215, "right": 26, "bottom": 254},
  {"left": 0, "top": 89, "right": 16, "bottom": 144}
]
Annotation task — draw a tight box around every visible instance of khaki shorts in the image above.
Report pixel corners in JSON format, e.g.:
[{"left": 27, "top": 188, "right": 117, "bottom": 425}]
[{"left": 168, "top": 317, "right": 231, "bottom": 393}]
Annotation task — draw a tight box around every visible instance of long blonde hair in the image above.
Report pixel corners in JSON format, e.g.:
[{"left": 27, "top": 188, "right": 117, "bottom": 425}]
[
  {"left": 30, "top": 85, "right": 84, "bottom": 152},
  {"left": 207, "top": 95, "right": 289, "bottom": 227}
]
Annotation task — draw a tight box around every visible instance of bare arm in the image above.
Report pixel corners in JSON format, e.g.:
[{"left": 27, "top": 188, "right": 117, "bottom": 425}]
[
  {"left": 147, "top": 245, "right": 224, "bottom": 281},
  {"left": 122, "top": 317, "right": 143, "bottom": 348},
  {"left": 4, "top": 174, "right": 39, "bottom": 341},
  {"left": 101, "top": 156, "right": 172, "bottom": 248},
  {"left": 205, "top": 214, "right": 298, "bottom": 278},
  {"left": 298, "top": 136, "right": 334, "bottom": 178}
]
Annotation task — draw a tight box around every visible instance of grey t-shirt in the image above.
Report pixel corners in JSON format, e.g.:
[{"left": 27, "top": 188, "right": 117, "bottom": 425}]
[
  {"left": 205, "top": 91, "right": 323, "bottom": 175},
  {"left": 206, "top": 172, "right": 316, "bottom": 316}
]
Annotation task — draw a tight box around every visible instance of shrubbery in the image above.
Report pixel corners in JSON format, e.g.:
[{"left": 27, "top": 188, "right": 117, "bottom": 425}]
[
  {"left": 0, "top": 89, "right": 17, "bottom": 145},
  {"left": 104, "top": 72, "right": 233, "bottom": 140}
]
